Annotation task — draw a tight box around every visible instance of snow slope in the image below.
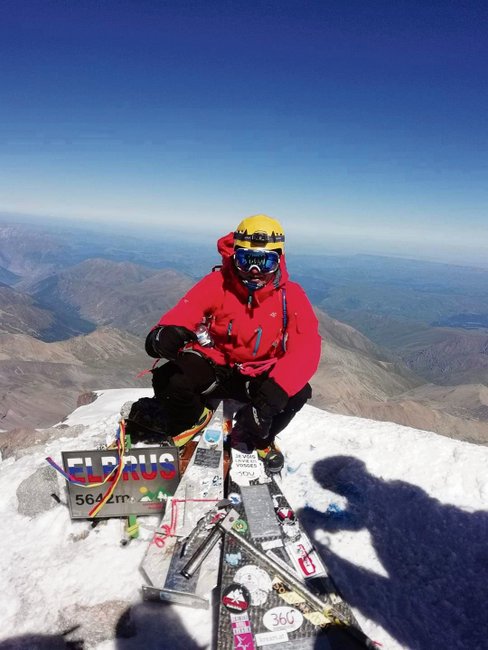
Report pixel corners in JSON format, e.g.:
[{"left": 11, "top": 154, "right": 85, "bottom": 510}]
[{"left": 0, "top": 388, "right": 487, "bottom": 649}]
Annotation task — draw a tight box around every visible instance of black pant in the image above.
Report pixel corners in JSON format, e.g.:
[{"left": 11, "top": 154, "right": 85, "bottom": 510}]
[{"left": 151, "top": 351, "right": 311, "bottom": 441}]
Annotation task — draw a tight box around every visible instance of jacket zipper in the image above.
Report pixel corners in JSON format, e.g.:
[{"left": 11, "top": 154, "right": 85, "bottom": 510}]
[{"left": 253, "top": 326, "right": 263, "bottom": 356}]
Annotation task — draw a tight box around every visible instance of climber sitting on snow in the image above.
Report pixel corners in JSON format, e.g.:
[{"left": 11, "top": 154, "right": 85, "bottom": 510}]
[{"left": 129, "top": 214, "right": 321, "bottom": 473}]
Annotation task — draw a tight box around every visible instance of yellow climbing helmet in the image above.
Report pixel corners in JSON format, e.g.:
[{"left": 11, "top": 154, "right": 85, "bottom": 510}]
[{"left": 234, "top": 214, "right": 285, "bottom": 252}]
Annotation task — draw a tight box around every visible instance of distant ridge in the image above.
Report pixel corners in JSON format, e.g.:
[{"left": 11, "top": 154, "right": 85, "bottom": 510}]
[
  {"left": 30, "top": 259, "right": 194, "bottom": 338},
  {"left": 313, "top": 309, "right": 488, "bottom": 446},
  {"left": 0, "top": 327, "right": 151, "bottom": 428}
]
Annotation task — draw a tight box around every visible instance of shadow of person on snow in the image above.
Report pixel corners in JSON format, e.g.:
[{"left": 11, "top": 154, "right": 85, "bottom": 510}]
[
  {"left": 114, "top": 601, "right": 206, "bottom": 650},
  {"left": 297, "top": 456, "right": 488, "bottom": 650},
  {"left": 0, "top": 627, "right": 83, "bottom": 649}
]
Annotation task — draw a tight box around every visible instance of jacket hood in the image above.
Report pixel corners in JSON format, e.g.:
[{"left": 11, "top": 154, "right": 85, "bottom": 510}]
[{"left": 217, "top": 231, "right": 289, "bottom": 303}]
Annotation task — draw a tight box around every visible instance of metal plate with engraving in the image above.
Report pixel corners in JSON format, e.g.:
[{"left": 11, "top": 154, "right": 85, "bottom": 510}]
[{"left": 240, "top": 484, "right": 281, "bottom": 539}]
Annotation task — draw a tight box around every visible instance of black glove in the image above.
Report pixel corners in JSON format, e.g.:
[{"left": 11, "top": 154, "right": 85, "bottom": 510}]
[
  {"left": 236, "top": 378, "right": 289, "bottom": 440},
  {"left": 249, "top": 377, "right": 289, "bottom": 415},
  {"left": 145, "top": 325, "right": 196, "bottom": 360}
]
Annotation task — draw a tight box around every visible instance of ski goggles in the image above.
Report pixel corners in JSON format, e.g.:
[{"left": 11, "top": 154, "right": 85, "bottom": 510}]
[{"left": 233, "top": 248, "right": 280, "bottom": 274}]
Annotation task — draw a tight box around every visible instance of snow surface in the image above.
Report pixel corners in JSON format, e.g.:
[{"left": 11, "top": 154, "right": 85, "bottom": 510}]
[{"left": 1, "top": 388, "right": 487, "bottom": 649}]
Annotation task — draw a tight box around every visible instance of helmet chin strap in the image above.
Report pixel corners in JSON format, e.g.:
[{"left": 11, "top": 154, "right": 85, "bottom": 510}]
[
  {"left": 239, "top": 271, "right": 272, "bottom": 291},
  {"left": 243, "top": 279, "right": 266, "bottom": 290}
]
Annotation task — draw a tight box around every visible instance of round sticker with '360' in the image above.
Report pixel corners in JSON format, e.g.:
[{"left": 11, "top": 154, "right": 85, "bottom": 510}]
[{"left": 263, "top": 606, "right": 304, "bottom": 632}]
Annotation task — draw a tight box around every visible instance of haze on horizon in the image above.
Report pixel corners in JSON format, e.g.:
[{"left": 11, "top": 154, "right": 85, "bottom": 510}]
[{"left": 1, "top": 1, "right": 487, "bottom": 266}]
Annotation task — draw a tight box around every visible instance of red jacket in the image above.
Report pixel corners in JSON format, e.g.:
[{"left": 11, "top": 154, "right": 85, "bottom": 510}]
[{"left": 156, "top": 232, "right": 321, "bottom": 396}]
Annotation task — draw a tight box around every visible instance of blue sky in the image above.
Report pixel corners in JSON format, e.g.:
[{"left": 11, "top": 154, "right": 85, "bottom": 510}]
[{"left": 1, "top": 1, "right": 487, "bottom": 262}]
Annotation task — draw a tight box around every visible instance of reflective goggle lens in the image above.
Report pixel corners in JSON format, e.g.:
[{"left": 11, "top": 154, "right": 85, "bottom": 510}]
[{"left": 234, "top": 248, "right": 280, "bottom": 274}]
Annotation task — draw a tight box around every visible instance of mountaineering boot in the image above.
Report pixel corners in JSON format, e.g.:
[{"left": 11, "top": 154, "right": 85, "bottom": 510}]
[
  {"left": 257, "top": 443, "right": 285, "bottom": 474},
  {"left": 124, "top": 397, "right": 172, "bottom": 445},
  {"left": 172, "top": 406, "right": 214, "bottom": 447},
  {"left": 229, "top": 421, "right": 255, "bottom": 454}
]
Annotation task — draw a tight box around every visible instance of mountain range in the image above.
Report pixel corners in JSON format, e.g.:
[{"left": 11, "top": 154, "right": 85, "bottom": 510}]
[{"left": 0, "top": 219, "right": 487, "bottom": 446}]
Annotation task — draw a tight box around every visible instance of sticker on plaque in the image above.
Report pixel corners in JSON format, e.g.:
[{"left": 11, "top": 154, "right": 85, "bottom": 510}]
[
  {"left": 232, "top": 519, "right": 248, "bottom": 534},
  {"left": 203, "top": 428, "right": 222, "bottom": 446},
  {"left": 222, "top": 583, "right": 251, "bottom": 613},
  {"left": 225, "top": 550, "right": 243, "bottom": 567},
  {"left": 194, "top": 447, "right": 221, "bottom": 468},
  {"left": 285, "top": 538, "right": 327, "bottom": 579},
  {"left": 200, "top": 473, "right": 222, "bottom": 497},
  {"left": 234, "top": 564, "right": 272, "bottom": 607},
  {"left": 271, "top": 577, "right": 332, "bottom": 628},
  {"left": 228, "top": 491, "right": 242, "bottom": 505},
  {"left": 272, "top": 494, "right": 300, "bottom": 540},
  {"left": 263, "top": 606, "right": 304, "bottom": 633},
  {"left": 230, "top": 611, "right": 256, "bottom": 649},
  {"left": 281, "top": 519, "right": 300, "bottom": 540},
  {"left": 230, "top": 449, "right": 266, "bottom": 485},
  {"left": 255, "top": 630, "right": 289, "bottom": 647},
  {"left": 260, "top": 538, "right": 283, "bottom": 551}
]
